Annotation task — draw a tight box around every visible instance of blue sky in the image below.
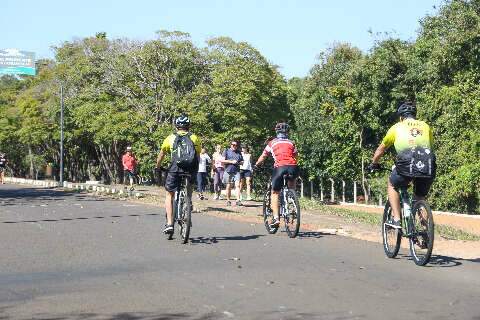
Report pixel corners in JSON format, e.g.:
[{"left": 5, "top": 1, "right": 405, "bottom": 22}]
[{"left": 1, "top": 0, "right": 442, "bottom": 78}]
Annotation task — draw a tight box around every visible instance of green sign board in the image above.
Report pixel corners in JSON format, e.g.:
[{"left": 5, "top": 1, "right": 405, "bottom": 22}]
[{"left": 0, "top": 49, "right": 36, "bottom": 76}]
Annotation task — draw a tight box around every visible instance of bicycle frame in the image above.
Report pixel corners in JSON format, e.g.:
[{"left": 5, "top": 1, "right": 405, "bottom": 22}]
[{"left": 398, "top": 187, "right": 413, "bottom": 237}]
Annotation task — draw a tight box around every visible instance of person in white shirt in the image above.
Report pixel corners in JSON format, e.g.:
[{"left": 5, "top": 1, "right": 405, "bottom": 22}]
[
  {"left": 240, "top": 146, "right": 253, "bottom": 201},
  {"left": 211, "top": 145, "right": 225, "bottom": 200},
  {"left": 197, "top": 147, "right": 211, "bottom": 200}
]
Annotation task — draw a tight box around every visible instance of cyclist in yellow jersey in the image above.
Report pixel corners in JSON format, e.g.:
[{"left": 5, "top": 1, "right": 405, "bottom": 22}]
[
  {"left": 369, "top": 102, "right": 436, "bottom": 228},
  {"left": 156, "top": 115, "right": 201, "bottom": 234}
]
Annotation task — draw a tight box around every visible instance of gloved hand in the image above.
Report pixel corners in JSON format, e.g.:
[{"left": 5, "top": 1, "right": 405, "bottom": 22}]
[{"left": 367, "top": 163, "right": 381, "bottom": 173}]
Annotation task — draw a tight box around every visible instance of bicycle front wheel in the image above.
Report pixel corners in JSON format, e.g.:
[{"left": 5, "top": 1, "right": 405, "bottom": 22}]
[
  {"left": 409, "top": 200, "right": 434, "bottom": 266},
  {"left": 382, "top": 200, "right": 401, "bottom": 258},
  {"left": 262, "top": 185, "right": 278, "bottom": 234},
  {"left": 284, "top": 189, "right": 300, "bottom": 238}
]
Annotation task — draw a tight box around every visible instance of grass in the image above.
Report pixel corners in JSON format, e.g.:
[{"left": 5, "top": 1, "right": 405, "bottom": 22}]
[
  {"left": 300, "top": 198, "right": 381, "bottom": 226},
  {"left": 435, "top": 224, "right": 480, "bottom": 241},
  {"left": 300, "top": 198, "right": 480, "bottom": 241}
]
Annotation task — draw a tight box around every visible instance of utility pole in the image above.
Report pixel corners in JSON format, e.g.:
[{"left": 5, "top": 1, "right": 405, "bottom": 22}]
[{"left": 60, "top": 85, "right": 64, "bottom": 185}]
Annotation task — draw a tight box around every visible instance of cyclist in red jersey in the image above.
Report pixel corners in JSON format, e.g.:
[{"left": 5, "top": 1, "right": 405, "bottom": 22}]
[{"left": 254, "top": 122, "right": 299, "bottom": 228}]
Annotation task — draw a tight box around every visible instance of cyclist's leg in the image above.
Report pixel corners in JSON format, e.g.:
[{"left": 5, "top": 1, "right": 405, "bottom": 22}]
[
  {"left": 164, "top": 171, "right": 180, "bottom": 226},
  {"left": 388, "top": 168, "right": 411, "bottom": 222},
  {"left": 286, "top": 165, "right": 299, "bottom": 189},
  {"left": 271, "top": 167, "right": 284, "bottom": 221},
  {"left": 412, "top": 177, "right": 434, "bottom": 223}
]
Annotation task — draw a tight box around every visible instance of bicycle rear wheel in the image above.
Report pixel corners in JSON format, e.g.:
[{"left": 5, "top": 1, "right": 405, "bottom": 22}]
[
  {"left": 382, "top": 200, "right": 401, "bottom": 258},
  {"left": 409, "top": 200, "right": 434, "bottom": 266},
  {"left": 284, "top": 189, "right": 300, "bottom": 238},
  {"left": 178, "top": 180, "right": 192, "bottom": 244},
  {"left": 262, "top": 185, "right": 278, "bottom": 234}
]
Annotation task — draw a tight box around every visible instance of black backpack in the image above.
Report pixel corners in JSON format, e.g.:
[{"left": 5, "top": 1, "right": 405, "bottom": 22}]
[
  {"left": 395, "top": 146, "right": 436, "bottom": 178},
  {"left": 172, "top": 133, "right": 197, "bottom": 169}
]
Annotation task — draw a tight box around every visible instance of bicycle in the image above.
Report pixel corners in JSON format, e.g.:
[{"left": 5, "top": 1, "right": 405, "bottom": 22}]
[
  {"left": 371, "top": 166, "right": 434, "bottom": 266},
  {"left": 157, "top": 168, "right": 193, "bottom": 244},
  {"left": 260, "top": 170, "right": 301, "bottom": 238}
]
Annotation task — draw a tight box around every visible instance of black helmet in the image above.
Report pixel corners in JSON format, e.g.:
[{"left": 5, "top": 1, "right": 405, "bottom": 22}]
[
  {"left": 397, "top": 102, "right": 417, "bottom": 118},
  {"left": 275, "top": 122, "right": 289, "bottom": 134},
  {"left": 175, "top": 114, "right": 190, "bottom": 129}
]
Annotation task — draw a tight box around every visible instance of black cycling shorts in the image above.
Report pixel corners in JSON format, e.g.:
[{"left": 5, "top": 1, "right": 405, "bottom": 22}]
[
  {"left": 271, "top": 165, "right": 299, "bottom": 192},
  {"left": 165, "top": 170, "right": 194, "bottom": 192},
  {"left": 389, "top": 167, "right": 434, "bottom": 197}
]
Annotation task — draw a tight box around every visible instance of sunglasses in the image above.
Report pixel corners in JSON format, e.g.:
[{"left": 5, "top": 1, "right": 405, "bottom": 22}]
[{"left": 231, "top": 143, "right": 238, "bottom": 146}]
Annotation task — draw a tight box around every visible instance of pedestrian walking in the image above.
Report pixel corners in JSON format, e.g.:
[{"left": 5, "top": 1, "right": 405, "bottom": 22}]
[
  {"left": 211, "top": 144, "right": 225, "bottom": 200},
  {"left": 0, "top": 152, "right": 7, "bottom": 184},
  {"left": 197, "top": 147, "right": 211, "bottom": 200},
  {"left": 222, "top": 140, "right": 243, "bottom": 206},
  {"left": 122, "top": 146, "right": 138, "bottom": 190},
  {"left": 240, "top": 146, "right": 253, "bottom": 201}
]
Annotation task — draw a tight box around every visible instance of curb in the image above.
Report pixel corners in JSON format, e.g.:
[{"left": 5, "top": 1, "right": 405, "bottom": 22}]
[{"left": 4, "top": 177, "right": 145, "bottom": 199}]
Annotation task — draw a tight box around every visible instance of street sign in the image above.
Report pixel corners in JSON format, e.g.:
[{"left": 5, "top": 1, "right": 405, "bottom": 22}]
[{"left": 0, "top": 49, "right": 36, "bottom": 76}]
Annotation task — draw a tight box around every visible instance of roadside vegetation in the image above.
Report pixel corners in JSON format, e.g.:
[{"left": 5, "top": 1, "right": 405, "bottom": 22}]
[{"left": 0, "top": 0, "right": 478, "bottom": 213}]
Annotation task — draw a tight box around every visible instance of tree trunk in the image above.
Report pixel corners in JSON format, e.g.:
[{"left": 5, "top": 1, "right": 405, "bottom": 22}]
[
  {"left": 320, "top": 178, "right": 324, "bottom": 202},
  {"left": 28, "top": 145, "right": 34, "bottom": 179},
  {"left": 97, "top": 145, "right": 115, "bottom": 183},
  {"left": 329, "top": 178, "right": 335, "bottom": 203},
  {"left": 359, "top": 128, "right": 369, "bottom": 204},
  {"left": 354, "top": 181, "right": 357, "bottom": 204}
]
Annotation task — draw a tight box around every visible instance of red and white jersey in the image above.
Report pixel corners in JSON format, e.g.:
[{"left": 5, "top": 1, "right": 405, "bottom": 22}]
[{"left": 263, "top": 138, "right": 298, "bottom": 168}]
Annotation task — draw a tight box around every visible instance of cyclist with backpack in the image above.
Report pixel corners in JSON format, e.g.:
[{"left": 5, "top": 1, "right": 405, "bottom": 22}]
[
  {"left": 156, "top": 115, "right": 201, "bottom": 235},
  {"left": 368, "top": 102, "right": 436, "bottom": 229}
]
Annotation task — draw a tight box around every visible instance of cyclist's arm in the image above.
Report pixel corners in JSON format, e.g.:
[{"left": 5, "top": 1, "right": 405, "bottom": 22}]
[
  {"left": 156, "top": 150, "right": 166, "bottom": 168},
  {"left": 372, "top": 143, "right": 388, "bottom": 164},
  {"left": 373, "top": 125, "right": 395, "bottom": 163},
  {"left": 255, "top": 153, "right": 268, "bottom": 167},
  {"left": 157, "top": 135, "right": 173, "bottom": 168}
]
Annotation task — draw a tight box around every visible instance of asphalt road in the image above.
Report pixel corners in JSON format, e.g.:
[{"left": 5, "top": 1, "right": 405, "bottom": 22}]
[{"left": 0, "top": 184, "right": 479, "bottom": 320}]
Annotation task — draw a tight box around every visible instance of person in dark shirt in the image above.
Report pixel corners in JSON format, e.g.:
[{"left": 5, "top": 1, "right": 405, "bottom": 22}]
[
  {"left": 221, "top": 140, "right": 243, "bottom": 206},
  {"left": 0, "top": 153, "right": 7, "bottom": 184}
]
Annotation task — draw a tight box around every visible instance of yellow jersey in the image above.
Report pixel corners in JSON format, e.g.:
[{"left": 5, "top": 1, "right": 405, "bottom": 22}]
[
  {"left": 382, "top": 118, "right": 433, "bottom": 153},
  {"left": 160, "top": 131, "right": 201, "bottom": 155}
]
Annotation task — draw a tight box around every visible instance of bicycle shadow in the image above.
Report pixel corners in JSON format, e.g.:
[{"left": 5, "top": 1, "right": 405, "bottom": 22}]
[
  {"left": 190, "top": 234, "right": 265, "bottom": 245},
  {"left": 201, "top": 206, "right": 235, "bottom": 213},
  {"left": 295, "top": 231, "right": 333, "bottom": 239},
  {"left": 395, "top": 253, "right": 479, "bottom": 267}
]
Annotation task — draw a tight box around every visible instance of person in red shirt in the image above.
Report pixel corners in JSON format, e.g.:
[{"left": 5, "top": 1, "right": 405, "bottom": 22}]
[
  {"left": 254, "top": 122, "right": 299, "bottom": 228},
  {"left": 122, "top": 146, "right": 138, "bottom": 189}
]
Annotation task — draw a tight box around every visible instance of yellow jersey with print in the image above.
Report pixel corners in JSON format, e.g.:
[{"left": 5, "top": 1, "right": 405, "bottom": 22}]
[
  {"left": 382, "top": 118, "right": 436, "bottom": 178},
  {"left": 382, "top": 118, "right": 433, "bottom": 153},
  {"left": 160, "top": 131, "right": 201, "bottom": 155}
]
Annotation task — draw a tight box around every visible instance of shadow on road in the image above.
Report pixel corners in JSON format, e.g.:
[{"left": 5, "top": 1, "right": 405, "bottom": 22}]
[
  {"left": 395, "top": 253, "right": 479, "bottom": 267},
  {"left": 202, "top": 206, "right": 235, "bottom": 213},
  {"left": 0, "top": 311, "right": 224, "bottom": 320},
  {"left": 296, "top": 231, "right": 334, "bottom": 239},
  {"left": 1, "top": 212, "right": 161, "bottom": 224},
  {"left": 190, "top": 234, "right": 265, "bottom": 244},
  {"left": 0, "top": 186, "right": 104, "bottom": 207}
]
